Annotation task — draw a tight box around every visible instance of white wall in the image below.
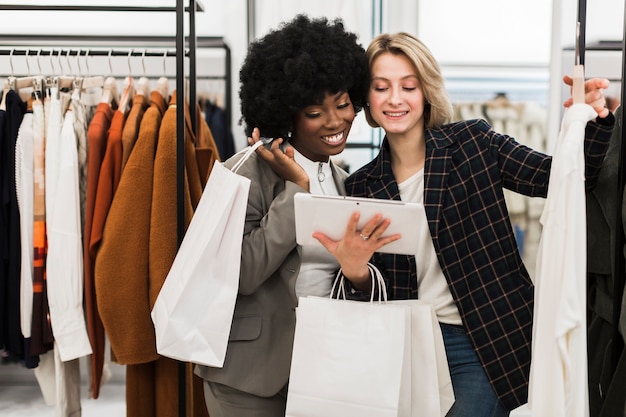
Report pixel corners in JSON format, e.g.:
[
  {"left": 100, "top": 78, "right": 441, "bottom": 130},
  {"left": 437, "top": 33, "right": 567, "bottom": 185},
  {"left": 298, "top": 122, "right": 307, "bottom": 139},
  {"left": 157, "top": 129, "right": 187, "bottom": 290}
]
[{"left": 2, "top": 0, "right": 625, "bottom": 156}]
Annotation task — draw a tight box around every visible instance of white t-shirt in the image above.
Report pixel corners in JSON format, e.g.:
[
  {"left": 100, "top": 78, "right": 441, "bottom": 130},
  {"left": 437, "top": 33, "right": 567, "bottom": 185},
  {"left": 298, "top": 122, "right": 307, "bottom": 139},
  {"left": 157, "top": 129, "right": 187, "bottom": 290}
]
[
  {"left": 398, "top": 169, "right": 462, "bottom": 325},
  {"left": 293, "top": 149, "right": 340, "bottom": 298}
]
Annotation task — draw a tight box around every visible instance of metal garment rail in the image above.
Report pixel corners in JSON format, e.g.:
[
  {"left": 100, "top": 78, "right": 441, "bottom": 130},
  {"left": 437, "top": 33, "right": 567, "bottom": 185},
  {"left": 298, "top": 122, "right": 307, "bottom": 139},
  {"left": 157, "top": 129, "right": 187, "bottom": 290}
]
[
  {"left": 615, "top": 0, "right": 626, "bottom": 371},
  {"left": 0, "top": 3, "right": 213, "bottom": 417},
  {"left": 577, "top": 0, "right": 625, "bottom": 398}
]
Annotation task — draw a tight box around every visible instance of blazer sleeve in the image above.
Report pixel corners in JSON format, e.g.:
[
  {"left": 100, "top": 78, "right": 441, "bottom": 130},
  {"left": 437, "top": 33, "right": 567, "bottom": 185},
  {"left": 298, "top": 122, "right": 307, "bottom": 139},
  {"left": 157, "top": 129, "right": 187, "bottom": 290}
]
[{"left": 224, "top": 152, "right": 307, "bottom": 295}]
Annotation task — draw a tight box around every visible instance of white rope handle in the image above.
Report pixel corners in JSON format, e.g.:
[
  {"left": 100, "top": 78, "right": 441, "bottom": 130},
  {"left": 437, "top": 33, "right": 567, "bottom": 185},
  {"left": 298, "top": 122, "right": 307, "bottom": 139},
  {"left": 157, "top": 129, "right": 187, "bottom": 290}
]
[
  {"left": 330, "top": 264, "right": 388, "bottom": 303},
  {"left": 230, "top": 140, "right": 265, "bottom": 174}
]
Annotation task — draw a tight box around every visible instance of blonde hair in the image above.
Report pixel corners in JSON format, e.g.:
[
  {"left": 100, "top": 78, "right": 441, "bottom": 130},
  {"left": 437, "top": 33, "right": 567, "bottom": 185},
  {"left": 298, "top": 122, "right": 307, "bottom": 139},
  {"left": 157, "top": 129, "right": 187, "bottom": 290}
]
[{"left": 364, "top": 32, "right": 453, "bottom": 129}]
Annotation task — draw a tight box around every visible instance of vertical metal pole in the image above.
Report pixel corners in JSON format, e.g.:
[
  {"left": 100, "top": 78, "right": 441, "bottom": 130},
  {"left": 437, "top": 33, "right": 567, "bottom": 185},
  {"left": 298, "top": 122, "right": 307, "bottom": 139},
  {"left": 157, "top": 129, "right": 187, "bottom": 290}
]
[
  {"left": 176, "top": 1, "right": 187, "bottom": 416},
  {"left": 577, "top": 0, "right": 586, "bottom": 65},
  {"left": 189, "top": 0, "right": 198, "bottom": 136},
  {"left": 247, "top": 0, "right": 255, "bottom": 44},
  {"left": 612, "top": 0, "right": 626, "bottom": 371},
  {"left": 224, "top": 43, "right": 232, "bottom": 130}
]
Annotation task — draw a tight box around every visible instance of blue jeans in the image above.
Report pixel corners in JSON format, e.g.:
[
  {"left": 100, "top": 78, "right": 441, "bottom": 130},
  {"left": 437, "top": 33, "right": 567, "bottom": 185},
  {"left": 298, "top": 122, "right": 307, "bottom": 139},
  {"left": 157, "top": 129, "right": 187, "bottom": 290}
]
[{"left": 441, "top": 324, "right": 509, "bottom": 417}]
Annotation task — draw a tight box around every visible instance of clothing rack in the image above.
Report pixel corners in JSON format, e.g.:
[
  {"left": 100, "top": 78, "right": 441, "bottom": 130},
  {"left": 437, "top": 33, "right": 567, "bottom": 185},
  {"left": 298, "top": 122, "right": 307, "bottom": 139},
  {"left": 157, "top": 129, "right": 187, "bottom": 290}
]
[
  {"left": 615, "top": 0, "right": 626, "bottom": 368},
  {"left": 0, "top": 34, "right": 232, "bottom": 131},
  {"left": 0, "top": 3, "right": 230, "bottom": 417}
]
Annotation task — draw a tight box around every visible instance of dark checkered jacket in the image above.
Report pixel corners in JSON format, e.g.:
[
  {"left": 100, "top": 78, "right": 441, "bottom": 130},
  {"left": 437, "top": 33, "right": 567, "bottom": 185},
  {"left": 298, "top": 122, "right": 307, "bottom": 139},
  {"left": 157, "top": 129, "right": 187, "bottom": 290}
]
[{"left": 344, "top": 115, "right": 614, "bottom": 411}]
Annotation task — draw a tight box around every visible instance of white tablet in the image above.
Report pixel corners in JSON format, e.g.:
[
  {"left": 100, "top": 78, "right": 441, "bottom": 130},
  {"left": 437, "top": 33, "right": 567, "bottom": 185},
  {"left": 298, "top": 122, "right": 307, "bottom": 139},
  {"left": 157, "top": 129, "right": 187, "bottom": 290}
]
[{"left": 294, "top": 193, "right": 424, "bottom": 255}]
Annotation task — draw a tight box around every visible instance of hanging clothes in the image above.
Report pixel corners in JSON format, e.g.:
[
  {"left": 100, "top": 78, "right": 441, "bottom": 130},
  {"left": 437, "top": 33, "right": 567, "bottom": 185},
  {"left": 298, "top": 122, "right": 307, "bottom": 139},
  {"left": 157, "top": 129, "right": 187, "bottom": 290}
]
[
  {"left": 45, "top": 85, "right": 92, "bottom": 362},
  {"left": 95, "top": 89, "right": 167, "bottom": 365},
  {"left": 528, "top": 103, "right": 598, "bottom": 417},
  {"left": 14, "top": 95, "right": 40, "bottom": 369},
  {"left": 94, "top": 88, "right": 216, "bottom": 417},
  {"left": 15, "top": 97, "right": 34, "bottom": 348},
  {"left": 586, "top": 104, "right": 622, "bottom": 415},
  {"left": 120, "top": 93, "right": 149, "bottom": 173},
  {"left": 585, "top": 104, "right": 626, "bottom": 416},
  {"left": 73, "top": 81, "right": 102, "bottom": 235},
  {"left": 1, "top": 89, "right": 26, "bottom": 362},
  {"left": 195, "top": 103, "right": 220, "bottom": 184},
  {"left": 82, "top": 99, "right": 114, "bottom": 399},
  {"left": 1, "top": 45, "right": 228, "bottom": 417},
  {"left": 29, "top": 90, "right": 54, "bottom": 359},
  {"left": 203, "top": 99, "right": 234, "bottom": 160}
]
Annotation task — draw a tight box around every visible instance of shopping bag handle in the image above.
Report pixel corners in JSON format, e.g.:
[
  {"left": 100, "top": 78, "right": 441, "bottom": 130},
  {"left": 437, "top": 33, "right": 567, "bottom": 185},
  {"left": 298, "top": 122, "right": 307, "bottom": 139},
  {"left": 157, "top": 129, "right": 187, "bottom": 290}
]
[
  {"left": 331, "top": 264, "right": 388, "bottom": 303},
  {"left": 230, "top": 140, "right": 265, "bottom": 174}
]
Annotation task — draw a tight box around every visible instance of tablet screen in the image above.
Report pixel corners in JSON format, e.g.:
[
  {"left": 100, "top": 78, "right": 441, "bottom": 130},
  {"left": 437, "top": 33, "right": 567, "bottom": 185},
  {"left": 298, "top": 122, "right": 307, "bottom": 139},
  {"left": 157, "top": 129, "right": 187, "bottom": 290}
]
[{"left": 294, "top": 193, "right": 423, "bottom": 255}]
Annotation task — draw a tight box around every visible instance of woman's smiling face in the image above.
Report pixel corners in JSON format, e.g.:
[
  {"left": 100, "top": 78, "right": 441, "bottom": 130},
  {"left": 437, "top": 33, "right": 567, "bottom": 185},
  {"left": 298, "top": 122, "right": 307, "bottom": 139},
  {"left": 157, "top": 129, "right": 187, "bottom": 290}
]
[
  {"left": 368, "top": 52, "right": 426, "bottom": 140},
  {"left": 289, "top": 90, "right": 355, "bottom": 162}
]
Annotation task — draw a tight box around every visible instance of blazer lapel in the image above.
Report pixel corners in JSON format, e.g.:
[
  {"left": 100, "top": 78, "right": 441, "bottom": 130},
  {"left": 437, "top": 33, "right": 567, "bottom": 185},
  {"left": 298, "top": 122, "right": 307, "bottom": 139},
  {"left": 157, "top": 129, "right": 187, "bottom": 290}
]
[{"left": 424, "top": 130, "right": 454, "bottom": 239}]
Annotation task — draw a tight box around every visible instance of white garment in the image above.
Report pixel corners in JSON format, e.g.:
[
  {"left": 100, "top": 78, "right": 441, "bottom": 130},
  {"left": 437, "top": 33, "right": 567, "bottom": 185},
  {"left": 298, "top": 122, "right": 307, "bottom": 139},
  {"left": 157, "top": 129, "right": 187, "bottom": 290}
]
[
  {"left": 34, "top": 343, "right": 82, "bottom": 417},
  {"left": 15, "top": 110, "right": 35, "bottom": 338},
  {"left": 71, "top": 87, "right": 89, "bottom": 233},
  {"left": 528, "top": 104, "right": 597, "bottom": 417},
  {"left": 45, "top": 94, "right": 92, "bottom": 362},
  {"left": 293, "top": 149, "right": 340, "bottom": 298},
  {"left": 397, "top": 169, "right": 462, "bottom": 325},
  {"left": 293, "top": 149, "right": 339, "bottom": 197}
]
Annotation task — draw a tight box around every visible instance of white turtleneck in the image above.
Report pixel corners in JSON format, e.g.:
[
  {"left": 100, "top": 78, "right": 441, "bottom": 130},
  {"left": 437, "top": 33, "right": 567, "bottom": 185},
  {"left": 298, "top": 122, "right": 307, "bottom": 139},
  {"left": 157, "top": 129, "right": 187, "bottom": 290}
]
[{"left": 292, "top": 148, "right": 340, "bottom": 298}]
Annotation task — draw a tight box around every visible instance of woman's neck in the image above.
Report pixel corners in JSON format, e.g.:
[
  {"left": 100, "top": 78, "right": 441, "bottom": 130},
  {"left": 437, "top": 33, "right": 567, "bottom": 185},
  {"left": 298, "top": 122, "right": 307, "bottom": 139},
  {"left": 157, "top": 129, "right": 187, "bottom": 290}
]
[{"left": 388, "top": 131, "right": 426, "bottom": 184}]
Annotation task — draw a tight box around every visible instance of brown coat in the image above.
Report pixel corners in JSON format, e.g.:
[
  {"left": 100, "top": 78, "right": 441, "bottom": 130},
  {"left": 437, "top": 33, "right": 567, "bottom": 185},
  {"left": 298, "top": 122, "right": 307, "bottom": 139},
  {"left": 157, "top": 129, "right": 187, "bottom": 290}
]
[
  {"left": 82, "top": 102, "right": 113, "bottom": 398},
  {"left": 121, "top": 94, "right": 149, "bottom": 173},
  {"left": 95, "top": 91, "right": 166, "bottom": 364},
  {"left": 96, "top": 90, "right": 216, "bottom": 417}
]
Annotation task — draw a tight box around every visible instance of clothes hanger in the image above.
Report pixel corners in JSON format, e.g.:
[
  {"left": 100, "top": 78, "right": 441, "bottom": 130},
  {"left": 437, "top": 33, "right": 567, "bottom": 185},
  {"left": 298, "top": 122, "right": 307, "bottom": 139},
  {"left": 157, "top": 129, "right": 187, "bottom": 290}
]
[
  {"left": 100, "top": 50, "right": 120, "bottom": 107},
  {"left": 45, "top": 50, "right": 62, "bottom": 90},
  {"left": 136, "top": 50, "right": 150, "bottom": 97},
  {"left": 101, "top": 76, "right": 120, "bottom": 107},
  {"left": 57, "top": 50, "right": 75, "bottom": 91},
  {"left": 0, "top": 79, "right": 9, "bottom": 111},
  {"left": 80, "top": 49, "right": 104, "bottom": 89},
  {"left": 15, "top": 49, "right": 39, "bottom": 91},
  {"left": 0, "top": 50, "right": 17, "bottom": 111},
  {"left": 155, "top": 51, "right": 170, "bottom": 101},
  {"left": 13, "top": 50, "right": 45, "bottom": 102},
  {"left": 117, "top": 50, "right": 135, "bottom": 113}
]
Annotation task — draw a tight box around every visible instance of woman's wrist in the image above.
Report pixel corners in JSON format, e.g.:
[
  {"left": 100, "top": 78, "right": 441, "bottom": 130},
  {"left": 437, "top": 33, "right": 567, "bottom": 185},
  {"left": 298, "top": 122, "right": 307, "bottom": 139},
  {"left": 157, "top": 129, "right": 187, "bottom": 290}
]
[{"left": 342, "top": 266, "right": 372, "bottom": 291}]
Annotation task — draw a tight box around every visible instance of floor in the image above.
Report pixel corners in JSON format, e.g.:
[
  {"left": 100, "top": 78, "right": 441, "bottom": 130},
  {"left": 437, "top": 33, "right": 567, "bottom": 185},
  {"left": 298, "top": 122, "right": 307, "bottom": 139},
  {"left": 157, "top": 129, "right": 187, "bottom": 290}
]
[
  {"left": 0, "top": 359, "right": 125, "bottom": 417},
  {"left": 0, "top": 354, "right": 533, "bottom": 417}
]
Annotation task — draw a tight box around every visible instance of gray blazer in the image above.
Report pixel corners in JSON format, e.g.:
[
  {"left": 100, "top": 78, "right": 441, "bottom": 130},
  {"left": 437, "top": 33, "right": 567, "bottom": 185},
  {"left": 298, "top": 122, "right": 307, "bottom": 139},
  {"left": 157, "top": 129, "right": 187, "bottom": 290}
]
[{"left": 194, "top": 149, "right": 347, "bottom": 397}]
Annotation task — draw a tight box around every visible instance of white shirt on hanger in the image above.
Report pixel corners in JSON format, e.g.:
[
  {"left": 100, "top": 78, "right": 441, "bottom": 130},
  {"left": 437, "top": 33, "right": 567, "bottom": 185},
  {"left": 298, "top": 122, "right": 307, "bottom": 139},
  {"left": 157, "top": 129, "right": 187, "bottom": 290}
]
[{"left": 528, "top": 103, "right": 597, "bottom": 417}]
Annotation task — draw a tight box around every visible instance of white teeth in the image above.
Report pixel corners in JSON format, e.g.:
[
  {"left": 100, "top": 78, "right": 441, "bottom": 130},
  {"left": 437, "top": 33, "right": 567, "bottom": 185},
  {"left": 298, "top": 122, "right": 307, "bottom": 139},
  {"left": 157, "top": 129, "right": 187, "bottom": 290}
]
[
  {"left": 386, "top": 112, "right": 407, "bottom": 117},
  {"left": 323, "top": 132, "right": 344, "bottom": 143}
]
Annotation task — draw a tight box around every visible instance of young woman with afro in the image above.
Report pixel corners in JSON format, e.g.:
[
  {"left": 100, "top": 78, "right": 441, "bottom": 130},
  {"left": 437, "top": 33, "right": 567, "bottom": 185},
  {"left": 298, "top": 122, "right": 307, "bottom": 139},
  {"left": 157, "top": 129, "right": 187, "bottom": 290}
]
[{"left": 194, "top": 14, "right": 371, "bottom": 417}]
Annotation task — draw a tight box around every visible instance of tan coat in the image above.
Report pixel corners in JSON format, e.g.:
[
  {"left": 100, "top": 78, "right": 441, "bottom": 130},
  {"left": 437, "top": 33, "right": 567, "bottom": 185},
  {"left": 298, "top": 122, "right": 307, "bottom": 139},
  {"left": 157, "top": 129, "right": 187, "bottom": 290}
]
[
  {"left": 95, "top": 89, "right": 217, "bottom": 416},
  {"left": 95, "top": 90, "right": 167, "bottom": 363}
]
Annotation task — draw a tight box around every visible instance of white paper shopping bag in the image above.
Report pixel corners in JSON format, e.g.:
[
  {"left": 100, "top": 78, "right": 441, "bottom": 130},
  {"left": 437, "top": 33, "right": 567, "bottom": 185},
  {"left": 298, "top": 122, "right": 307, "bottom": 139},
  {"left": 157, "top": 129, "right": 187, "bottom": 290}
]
[
  {"left": 286, "top": 272, "right": 413, "bottom": 417},
  {"left": 390, "top": 300, "right": 454, "bottom": 417},
  {"left": 151, "top": 159, "right": 250, "bottom": 367}
]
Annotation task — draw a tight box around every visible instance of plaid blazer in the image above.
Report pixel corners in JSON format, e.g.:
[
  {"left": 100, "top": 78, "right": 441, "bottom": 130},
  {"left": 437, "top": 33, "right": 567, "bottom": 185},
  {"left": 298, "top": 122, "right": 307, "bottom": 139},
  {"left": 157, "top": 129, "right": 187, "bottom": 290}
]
[{"left": 344, "top": 116, "right": 614, "bottom": 410}]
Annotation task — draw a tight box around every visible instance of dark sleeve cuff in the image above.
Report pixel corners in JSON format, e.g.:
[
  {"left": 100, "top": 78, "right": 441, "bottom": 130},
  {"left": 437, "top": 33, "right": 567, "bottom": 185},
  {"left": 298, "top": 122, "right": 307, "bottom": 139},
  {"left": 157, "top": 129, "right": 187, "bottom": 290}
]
[
  {"left": 595, "top": 110, "right": 615, "bottom": 127},
  {"left": 335, "top": 264, "right": 385, "bottom": 302}
]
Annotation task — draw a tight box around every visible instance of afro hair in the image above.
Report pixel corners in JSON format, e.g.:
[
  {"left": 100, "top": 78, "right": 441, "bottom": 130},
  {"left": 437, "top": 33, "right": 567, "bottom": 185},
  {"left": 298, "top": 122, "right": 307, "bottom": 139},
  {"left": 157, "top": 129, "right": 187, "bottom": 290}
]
[{"left": 239, "top": 14, "right": 369, "bottom": 138}]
